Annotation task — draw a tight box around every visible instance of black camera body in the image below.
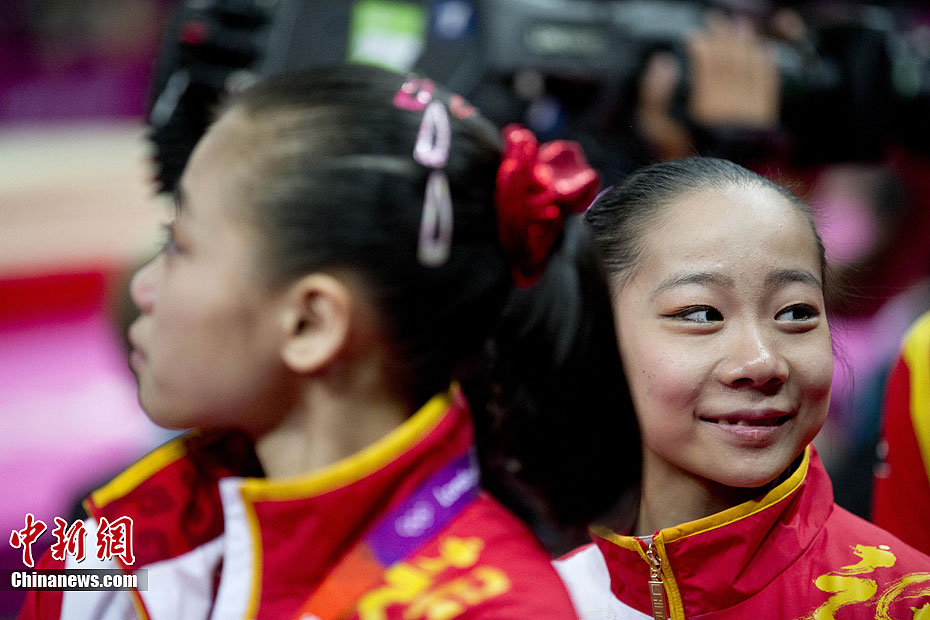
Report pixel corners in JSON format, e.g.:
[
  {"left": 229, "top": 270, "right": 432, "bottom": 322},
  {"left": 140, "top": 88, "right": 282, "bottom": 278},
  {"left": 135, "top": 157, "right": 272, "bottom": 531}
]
[{"left": 147, "top": 0, "right": 930, "bottom": 192}]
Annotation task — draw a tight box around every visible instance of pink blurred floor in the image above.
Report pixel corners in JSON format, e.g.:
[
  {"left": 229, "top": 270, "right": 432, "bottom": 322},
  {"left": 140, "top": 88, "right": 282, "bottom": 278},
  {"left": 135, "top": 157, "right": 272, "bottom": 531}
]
[{"left": 0, "top": 270, "right": 165, "bottom": 616}]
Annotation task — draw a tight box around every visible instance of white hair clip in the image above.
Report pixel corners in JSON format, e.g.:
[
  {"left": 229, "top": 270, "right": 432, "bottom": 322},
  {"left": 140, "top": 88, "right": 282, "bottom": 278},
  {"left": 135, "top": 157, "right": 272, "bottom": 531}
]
[
  {"left": 394, "top": 76, "right": 456, "bottom": 268},
  {"left": 417, "top": 170, "right": 454, "bottom": 267},
  {"left": 414, "top": 100, "right": 451, "bottom": 169},
  {"left": 411, "top": 99, "right": 453, "bottom": 266}
]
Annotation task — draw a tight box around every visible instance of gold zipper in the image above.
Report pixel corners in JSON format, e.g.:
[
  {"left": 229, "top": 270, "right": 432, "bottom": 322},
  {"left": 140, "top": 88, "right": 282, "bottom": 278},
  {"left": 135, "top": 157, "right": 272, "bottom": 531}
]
[{"left": 645, "top": 538, "right": 668, "bottom": 620}]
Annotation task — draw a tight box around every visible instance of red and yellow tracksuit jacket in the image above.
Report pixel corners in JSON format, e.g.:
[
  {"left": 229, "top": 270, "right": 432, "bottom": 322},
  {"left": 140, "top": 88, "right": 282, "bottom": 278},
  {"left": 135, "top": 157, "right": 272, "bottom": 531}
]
[
  {"left": 18, "top": 390, "right": 578, "bottom": 620},
  {"left": 555, "top": 447, "right": 930, "bottom": 620},
  {"left": 873, "top": 309, "right": 930, "bottom": 557}
]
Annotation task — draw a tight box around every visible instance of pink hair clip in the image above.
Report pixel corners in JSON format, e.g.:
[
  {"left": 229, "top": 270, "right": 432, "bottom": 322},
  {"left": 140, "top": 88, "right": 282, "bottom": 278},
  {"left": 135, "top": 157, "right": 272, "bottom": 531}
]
[
  {"left": 393, "top": 77, "right": 435, "bottom": 111},
  {"left": 395, "top": 75, "right": 455, "bottom": 267},
  {"left": 414, "top": 101, "right": 451, "bottom": 169}
]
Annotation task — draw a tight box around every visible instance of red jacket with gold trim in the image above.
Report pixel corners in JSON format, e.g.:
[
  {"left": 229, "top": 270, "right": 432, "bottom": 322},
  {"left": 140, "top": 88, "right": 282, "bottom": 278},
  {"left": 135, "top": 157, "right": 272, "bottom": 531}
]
[
  {"left": 555, "top": 447, "right": 930, "bottom": 620},
  {"left": 873, "top": 310, "right": 930, "bottom": 557},
  {"left": 18, "top": 391, "right": 578, "bottom": 620}
]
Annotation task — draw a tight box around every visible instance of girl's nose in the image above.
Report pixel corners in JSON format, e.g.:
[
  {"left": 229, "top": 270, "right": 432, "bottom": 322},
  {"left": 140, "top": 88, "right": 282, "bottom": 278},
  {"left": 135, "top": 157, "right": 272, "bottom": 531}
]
[
  {"left": 718, "top": 326, "right": 789, "bottom": 392},
  {"left": 129, "top": 258, "right": 158, "bottom": 314}
]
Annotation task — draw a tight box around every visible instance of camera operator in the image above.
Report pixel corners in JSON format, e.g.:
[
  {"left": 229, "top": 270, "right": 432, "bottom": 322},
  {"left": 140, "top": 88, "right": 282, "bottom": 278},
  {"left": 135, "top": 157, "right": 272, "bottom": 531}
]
[{"left": 635, "top": 11, "right": 780, "bottom": 162}]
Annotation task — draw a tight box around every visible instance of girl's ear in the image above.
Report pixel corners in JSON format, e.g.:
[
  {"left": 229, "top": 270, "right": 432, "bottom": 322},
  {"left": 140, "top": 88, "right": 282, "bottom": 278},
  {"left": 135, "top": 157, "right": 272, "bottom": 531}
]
[{"left": 279, "top": 274, "right": 354, "bottom": 374}]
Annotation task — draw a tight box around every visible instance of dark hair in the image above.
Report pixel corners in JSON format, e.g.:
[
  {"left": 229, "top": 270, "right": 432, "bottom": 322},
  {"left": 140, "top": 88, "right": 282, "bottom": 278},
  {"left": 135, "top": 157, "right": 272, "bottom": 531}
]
[
  {"left": 221, "top": 64, "right": 640, "bottom": 538},
  {"left": 585, "top": 157, "right": 827, "bottom": 291},
  {"left": 229, "top": 65, "right": 507, "bottom": 405},
  {"left": 466, "top": 216, "right": 641, "bottom": 551}
]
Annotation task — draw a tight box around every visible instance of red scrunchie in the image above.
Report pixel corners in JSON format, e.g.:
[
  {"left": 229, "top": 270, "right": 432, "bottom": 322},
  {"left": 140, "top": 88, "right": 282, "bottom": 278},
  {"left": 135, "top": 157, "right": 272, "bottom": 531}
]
[{"left": 495, "top": 124, "right": 601, "bottom": 287}]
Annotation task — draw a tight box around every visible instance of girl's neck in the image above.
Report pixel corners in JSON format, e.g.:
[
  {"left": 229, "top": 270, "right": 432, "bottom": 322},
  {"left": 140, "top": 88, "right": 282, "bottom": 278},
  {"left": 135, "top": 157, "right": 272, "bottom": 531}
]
[
  {"left": 633, "top": 450, "right": 773, "bottom": 537},
  {"left": 254, "top": 377, "right": 411, "bottom": 480}
]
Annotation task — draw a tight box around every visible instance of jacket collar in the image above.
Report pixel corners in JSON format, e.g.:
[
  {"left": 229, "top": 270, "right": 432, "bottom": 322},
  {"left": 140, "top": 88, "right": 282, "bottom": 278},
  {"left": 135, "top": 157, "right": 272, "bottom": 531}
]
[
  {"left": 85, "top": 388, "right": 474, "bottom": 618},
  {"left": 592, "top": 446, "right": 835, "bottom": 616}
]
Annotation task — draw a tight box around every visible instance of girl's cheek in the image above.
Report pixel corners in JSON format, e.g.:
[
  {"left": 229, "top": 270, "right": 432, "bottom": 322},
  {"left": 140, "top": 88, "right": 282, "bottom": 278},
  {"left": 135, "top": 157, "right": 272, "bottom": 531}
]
[{"left": 802, "top": 340, "right": 834, "bottom": 393}]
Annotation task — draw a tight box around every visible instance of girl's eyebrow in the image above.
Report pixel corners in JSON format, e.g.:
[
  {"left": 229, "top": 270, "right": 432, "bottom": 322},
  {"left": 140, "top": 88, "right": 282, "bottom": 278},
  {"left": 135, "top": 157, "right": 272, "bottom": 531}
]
[
  {"left": 650, "top": 269, "right": 823, "bottom": 300},
  {"left": 651, "top": 272, "right": 734, "bottom": 299},
  {"left": 765, "top": 268, "right": 822, "bottom": 290}
]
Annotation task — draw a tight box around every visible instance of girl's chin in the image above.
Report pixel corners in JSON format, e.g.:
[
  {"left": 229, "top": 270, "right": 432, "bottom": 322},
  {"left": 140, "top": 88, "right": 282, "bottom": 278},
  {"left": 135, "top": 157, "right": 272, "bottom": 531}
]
[
  {"left": 707, "top": 452, "right": 807, "bottom": 494},
  {"left": 138, "top": 398, "right": 193, "bottom": 432}
]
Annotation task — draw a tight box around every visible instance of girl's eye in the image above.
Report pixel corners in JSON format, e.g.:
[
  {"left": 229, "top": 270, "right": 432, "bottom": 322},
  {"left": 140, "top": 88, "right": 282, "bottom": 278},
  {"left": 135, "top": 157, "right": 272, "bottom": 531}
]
[
  {"left": 776, "top": 304, "right": 818, "bottom": 322},
  {"left": 671, "top": 306, "right": 723, "bottom": 323},
  {"left": 160, "top": 222, "right": 180, "bottom": 256}
]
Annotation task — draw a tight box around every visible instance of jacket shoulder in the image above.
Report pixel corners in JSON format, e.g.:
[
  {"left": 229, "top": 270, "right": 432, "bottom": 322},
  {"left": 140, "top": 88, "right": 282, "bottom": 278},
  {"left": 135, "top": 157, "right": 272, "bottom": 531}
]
[
  {"left": 365, "top": 495, "right": 579, "bottom": 620},
  {"left": 824, "top": 503, "right": 930, "bottom": 569}
]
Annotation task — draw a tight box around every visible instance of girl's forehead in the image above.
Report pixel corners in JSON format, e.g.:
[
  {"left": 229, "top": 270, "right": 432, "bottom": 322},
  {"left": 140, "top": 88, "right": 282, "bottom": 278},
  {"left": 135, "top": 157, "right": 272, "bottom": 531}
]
[
  {"left": 637, "top": 186, "right": 821, "bottom": 274},
  {"left": 181, "top": 113, "right": 265, "bottom": 215},
  {"left": 649, "top": 186, "right": 804, "bottom": 240},
  {"left": 667, "top": 184, "right": 793, "bottom": 220}
]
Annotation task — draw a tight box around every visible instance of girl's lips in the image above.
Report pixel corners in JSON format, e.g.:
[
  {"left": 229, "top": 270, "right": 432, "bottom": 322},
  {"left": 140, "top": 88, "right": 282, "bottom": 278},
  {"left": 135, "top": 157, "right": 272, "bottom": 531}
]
[
  {"left": 128, "top": 347, "right": 146, "bottom": 372},
  {"left": 699, "top": 411, "right": 795, "bottom": 445},
  {"left": 699, "top": 410, "right": 794, "bottom": 426},
  {"left": 127, "top": 324, "right": 145, "bottom": 362},
  {"left": 699, "top": 415, "right": 791, "bottom": 427}
]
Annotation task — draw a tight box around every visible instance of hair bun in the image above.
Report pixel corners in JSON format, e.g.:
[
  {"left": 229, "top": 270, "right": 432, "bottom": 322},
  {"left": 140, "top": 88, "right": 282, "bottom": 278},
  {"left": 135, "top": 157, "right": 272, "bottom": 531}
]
[{"left": 495, "top": 124, "right": 600, "bottom": 287}]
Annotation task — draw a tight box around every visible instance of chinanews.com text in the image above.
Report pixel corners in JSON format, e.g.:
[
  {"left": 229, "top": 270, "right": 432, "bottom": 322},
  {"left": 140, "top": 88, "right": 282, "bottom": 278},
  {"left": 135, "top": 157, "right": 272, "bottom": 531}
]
[{"left": 2, "top": 569, "right": 147, "bottom": 591}]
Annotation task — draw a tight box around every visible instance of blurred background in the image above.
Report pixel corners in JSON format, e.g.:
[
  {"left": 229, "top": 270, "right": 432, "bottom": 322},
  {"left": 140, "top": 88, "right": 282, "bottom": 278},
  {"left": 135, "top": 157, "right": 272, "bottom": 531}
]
[
  {"left": 2, "top": 0, "right": 930, "bottom": 616},
  {"left": 1, "top": 1, "right": 175, "bottom": 615}
]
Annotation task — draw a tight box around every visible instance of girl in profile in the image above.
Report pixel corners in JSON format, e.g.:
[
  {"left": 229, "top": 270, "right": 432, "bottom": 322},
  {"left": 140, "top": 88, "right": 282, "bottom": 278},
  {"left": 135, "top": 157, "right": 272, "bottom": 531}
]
[
  {"left": 19, "top": 65, "right": 640, "bottom": 620},
  {"left": 556, "top": 157, "right": 930, "bottom": 620}
]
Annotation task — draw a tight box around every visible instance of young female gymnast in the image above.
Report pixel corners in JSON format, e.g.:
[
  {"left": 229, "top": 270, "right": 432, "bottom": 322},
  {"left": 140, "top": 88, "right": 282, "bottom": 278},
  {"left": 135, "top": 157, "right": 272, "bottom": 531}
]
[
  {"left": 18, "top": 64, "right": 640, "bottom": 620},
  {"left": 556, "top": 157, "right": 930, "bottom": 620}
]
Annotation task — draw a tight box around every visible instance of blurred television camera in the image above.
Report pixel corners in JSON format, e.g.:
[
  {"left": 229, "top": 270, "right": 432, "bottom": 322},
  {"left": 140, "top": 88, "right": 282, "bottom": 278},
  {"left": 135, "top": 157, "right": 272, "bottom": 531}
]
[{"left": 147, "top": 0, "right": 930, "bottom": 191}]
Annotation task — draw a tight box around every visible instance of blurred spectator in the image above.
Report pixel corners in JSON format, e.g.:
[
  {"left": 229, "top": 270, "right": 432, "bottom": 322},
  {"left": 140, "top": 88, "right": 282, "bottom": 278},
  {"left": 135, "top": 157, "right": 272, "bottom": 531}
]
[
  {"left": 872, "top": 310, "right": 930, "bottom": 556},
  {"left": 0, "top": 0, "right": 171, "bottom": 122},
  {"left": 808, "top": 158, "right": 930, "bottom": 516}
]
